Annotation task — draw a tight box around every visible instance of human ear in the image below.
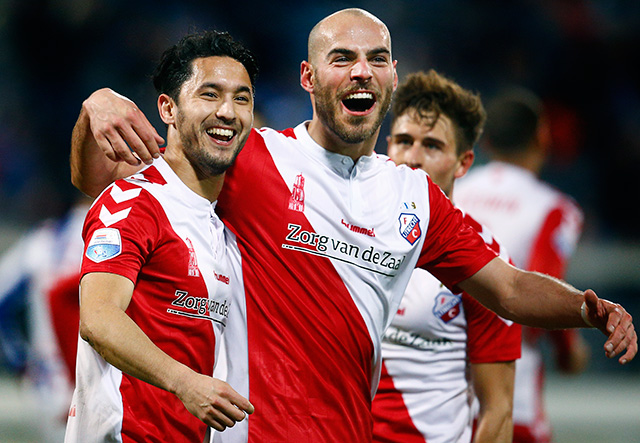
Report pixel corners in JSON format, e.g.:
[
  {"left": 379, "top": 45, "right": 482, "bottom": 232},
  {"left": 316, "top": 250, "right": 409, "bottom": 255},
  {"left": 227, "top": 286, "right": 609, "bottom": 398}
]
[
  {"left": 157, "top": 94, "right": 176, "bottom": 125},
  {"left": 454, "top": 150, "right": 475, "bottom": 179},
  {"left": 300, "top": 61, "right": 315, "bottom": 93}
]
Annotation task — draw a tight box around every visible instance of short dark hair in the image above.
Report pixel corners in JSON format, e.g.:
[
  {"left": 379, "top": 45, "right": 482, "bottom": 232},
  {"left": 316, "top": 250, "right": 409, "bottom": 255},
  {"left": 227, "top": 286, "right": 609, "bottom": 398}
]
[
  {"left": 484, "top": 87, "right": 542, "bottom": 155},
  {"left": 391, "top": 70, "right": 486, "bottom": 154},
  {"left": 152, "top": 30, "right": 259, "bottom": 101}
]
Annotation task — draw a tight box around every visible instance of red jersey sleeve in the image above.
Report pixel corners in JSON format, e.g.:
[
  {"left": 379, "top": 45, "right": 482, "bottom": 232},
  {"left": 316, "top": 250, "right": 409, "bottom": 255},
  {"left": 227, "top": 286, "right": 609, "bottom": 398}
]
[
  {"left": 463, "top": 293, "right": 522, "bottom": 363},
  {"left": 417, "top": 177, "right": 497, "bottom": 292},
  {"left": 81, "top": 180, "right": 164, "bottom": 283}
]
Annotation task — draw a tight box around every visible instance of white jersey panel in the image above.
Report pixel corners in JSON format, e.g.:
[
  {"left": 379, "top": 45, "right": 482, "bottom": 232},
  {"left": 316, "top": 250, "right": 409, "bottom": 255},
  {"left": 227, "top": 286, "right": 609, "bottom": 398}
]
[
  {"left": 383, "top": 268, "right": 473, "bottom": 443},
  {"left": 263, "top": 125, "right": 431, "bottom": 372},
  {"left": 66, "top": 340, "right": 124, "bottom": 443}
]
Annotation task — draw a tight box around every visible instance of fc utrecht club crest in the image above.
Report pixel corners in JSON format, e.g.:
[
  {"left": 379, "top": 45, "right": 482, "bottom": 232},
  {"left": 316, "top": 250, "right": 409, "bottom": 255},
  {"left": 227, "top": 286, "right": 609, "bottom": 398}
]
[
  {"left": 433, "top": 292, "right": 461, "bottom": 323},
  {"left": 288, "top": 173, "right": 305, "bottom": 212},
  {"left": 86, "top": 228, "right": 122, "bottom": 263},
  {"left": 398, "top": 213, "right": 421, "bottom": 245}
]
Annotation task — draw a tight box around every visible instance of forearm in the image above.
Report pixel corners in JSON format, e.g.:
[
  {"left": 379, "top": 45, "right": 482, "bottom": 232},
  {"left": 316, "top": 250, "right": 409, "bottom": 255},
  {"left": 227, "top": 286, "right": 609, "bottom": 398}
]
[
  {"left": 79, "top": 273, "right": 253, "bottom": 430},
  {"left": 460, "top": 258, "right": 586, "bottom": 329},
  {"left": 472, "top": 361, "right": 515, "bottom": 443},
  {"left": 474, "top": 408, "right": 513, "bottom": 443},
  {"left": 70, "top": 105, "right": 117, "bottom": 197},
  {"left": 80, "top": 301, "right": 192, "bottom": 396},
  {"left": 505, "top": 270, "right": 585, "bottom": 328}
]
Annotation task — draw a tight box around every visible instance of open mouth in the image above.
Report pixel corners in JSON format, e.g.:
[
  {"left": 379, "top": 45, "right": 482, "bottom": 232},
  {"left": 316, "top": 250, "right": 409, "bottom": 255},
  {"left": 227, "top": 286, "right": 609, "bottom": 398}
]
[
  {"left": 206, "top": 127, "right": 236, "bottom": 143},
  {"left": 342, "top": 91, "right": 376, "bottom": 113}
]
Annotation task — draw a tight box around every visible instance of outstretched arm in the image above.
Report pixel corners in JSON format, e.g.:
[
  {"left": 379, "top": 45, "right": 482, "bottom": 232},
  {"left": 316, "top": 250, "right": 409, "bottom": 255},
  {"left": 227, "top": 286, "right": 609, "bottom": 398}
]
[
  {"left": 79, "top": 272, "right": 253, "bottom": 431},
  {"left": 70, "top": 88, "right": 164, "bottom": 197},
  {"left": 458, "top": 257, "right": 637, "bottom": 364},
  {"left": 472, "top": 361, "right": 515, "bottom": 443}
]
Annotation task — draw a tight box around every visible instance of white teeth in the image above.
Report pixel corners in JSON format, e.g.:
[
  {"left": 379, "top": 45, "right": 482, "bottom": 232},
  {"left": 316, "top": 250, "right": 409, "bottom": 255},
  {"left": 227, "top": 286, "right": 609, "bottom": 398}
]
[
  {"left": 345, "top": 92, "right": 373, "bottom": 100},
  {"left": 207, "top": 128, "right": 234, "bottom": 137}
]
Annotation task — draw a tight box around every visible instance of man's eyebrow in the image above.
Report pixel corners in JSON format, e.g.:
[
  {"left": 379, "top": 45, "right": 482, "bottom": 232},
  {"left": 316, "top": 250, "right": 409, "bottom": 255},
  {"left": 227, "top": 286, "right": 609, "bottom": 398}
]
[
  {"left": 367, "top": 47, "right": 391, "bottom": 57},
  {"left": 392, "top": 131, "right": 412, "bottom": 138},
  {"left": 327, "top": 47, "right": 391, "bottom": 59},
  {"left": 327, "top": 48, "right": 356, "bottom": 59},
  {"left": 199, "top": 82, "right": 252, "bottom": 94}
]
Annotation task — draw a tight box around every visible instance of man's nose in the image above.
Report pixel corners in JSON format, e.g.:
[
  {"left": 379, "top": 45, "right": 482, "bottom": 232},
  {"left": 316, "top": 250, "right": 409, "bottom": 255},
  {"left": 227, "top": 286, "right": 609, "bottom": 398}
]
[
  {"left": 405, "top": 144, "right": 423, "bottom": 169},
  {"left": 216, "top": 99, "right": 235, "bottom": 121},
  {"left": 350, "top": 58, "right": 373, "bottom": 82}
]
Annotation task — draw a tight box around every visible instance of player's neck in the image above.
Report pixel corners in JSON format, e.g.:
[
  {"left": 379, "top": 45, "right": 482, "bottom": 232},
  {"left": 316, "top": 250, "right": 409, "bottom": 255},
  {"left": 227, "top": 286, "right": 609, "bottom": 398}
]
[
  {"left": 306, "top": 120, "right": 378, "bottom": 161},
  {"left": 163, "top": 147, "right": 225, "bottom": 203}
]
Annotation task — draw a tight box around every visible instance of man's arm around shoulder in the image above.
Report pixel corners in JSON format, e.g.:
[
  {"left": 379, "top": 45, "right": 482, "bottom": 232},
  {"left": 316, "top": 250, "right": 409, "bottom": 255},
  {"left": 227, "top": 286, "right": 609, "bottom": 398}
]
[{"left": 71, "top": 88, "right": 164, "bottom": 197}]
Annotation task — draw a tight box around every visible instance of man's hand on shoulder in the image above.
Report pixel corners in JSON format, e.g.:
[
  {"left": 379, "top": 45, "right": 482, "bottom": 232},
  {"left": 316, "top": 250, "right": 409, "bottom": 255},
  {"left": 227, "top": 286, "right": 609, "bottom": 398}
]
[
  {"left": 71, "top": 88, "right": 165, "bottom": 197},
  {"left": 84, "top": 88, "right": 164, "bottom": 166}
]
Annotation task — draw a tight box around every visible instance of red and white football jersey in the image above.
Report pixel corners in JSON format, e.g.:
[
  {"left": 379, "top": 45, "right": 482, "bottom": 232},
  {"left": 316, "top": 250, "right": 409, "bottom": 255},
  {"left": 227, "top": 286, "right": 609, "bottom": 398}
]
[
  {"left": 456, "top": 161, "right": 583, "bottom": 443},
  {"left": 371, "top": 213, "right": 522, "bottom": 443},
  {"left": 65, "top": 157, "right": 238, "bottom": 443},
  {"left": 212, "top": 123, "right": 498, "bottom": 443}
]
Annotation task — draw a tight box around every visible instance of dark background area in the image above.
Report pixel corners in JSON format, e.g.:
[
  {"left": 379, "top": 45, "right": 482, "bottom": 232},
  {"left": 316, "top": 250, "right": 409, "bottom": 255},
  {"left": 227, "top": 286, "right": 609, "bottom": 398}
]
[{"left": 1, "top": 0, "right": 638, "bottom": 374}]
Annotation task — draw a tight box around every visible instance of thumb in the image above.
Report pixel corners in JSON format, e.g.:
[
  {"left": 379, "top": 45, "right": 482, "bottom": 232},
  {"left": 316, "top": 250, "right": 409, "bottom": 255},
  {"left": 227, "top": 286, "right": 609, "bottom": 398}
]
[
  {"left": 584, "top": 289, "right": 599, "bottom": 313},
  {"left": 583, "top": 289, "right": 607, "bottom": 331}
]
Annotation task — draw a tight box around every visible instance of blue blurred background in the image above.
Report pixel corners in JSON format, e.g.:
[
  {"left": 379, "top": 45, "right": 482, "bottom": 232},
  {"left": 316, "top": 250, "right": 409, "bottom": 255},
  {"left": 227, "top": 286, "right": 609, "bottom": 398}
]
[{"left": 0, "top": 1, "right": 638, "bottom": 441}]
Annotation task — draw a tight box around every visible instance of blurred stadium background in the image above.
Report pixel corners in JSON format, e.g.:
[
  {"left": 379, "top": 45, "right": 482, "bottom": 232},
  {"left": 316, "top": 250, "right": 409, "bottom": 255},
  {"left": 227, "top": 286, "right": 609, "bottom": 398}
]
[{"left": 1, "top": 0, "right": 638, "bottom": 441}]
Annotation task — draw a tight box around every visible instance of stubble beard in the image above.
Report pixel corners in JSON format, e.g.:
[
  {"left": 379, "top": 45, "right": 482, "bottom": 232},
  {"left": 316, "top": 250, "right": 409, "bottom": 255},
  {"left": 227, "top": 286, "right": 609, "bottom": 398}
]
[
  {"left": 177, "top": 112, "right": 247, "bottom": 178},
  {"left": 314, "top": 81, "right": 393, "bottom": 145}
]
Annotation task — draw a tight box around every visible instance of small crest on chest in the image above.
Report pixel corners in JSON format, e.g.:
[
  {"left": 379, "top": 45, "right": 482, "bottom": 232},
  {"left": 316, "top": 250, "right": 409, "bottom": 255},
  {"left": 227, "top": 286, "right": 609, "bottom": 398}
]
[{"left": 398, "top": 213, "right": 422, "bottom": 245}]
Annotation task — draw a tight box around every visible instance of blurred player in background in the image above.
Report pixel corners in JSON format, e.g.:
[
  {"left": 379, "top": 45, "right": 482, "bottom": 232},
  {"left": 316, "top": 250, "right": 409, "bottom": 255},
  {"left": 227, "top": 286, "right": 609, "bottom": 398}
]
[
  {"left": 456, "top": 87, "right": 590, "bottom": 443},
  {"left": 372, "top": 70, "right": 521, "bottom": 443},
  {"left": 0, "top": 195, "right": 90, "bottom": 442}
]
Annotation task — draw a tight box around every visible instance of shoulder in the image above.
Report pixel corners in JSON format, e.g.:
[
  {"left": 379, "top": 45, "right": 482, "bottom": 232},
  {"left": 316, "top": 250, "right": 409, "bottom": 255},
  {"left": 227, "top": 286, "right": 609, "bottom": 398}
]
[
  {"left": 248, "top": 126, "right": 297, "bottom": 144},
  {"left": 376, "top": 155, "right": 430, "bottom": 186},
  {"left": 234, "top": 127, "right": 299, "bottom": 162},
  {"left": 86, "top": 176, "right": 164, "bottom": 231}
]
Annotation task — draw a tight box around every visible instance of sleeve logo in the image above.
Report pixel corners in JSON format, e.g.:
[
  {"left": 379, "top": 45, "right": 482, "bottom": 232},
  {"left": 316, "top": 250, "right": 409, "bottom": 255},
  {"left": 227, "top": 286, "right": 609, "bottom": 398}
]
[
  {"left": 86, "top": 228, "right": 122, "bottom": 263},
  {"left": 398, "top": 213, "right": 422, "bottom": 245}
]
